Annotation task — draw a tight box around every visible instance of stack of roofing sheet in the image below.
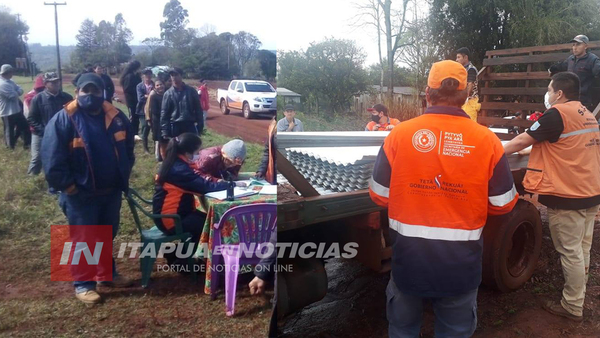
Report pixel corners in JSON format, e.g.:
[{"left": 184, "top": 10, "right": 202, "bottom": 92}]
[{"left": 286, "top": 146, "right": 380, "bottom": 195}]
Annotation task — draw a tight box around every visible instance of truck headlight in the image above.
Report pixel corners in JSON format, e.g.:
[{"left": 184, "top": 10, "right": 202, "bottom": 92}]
[{"left": 254, "top": 97, "right": 263, "bottom": 102}]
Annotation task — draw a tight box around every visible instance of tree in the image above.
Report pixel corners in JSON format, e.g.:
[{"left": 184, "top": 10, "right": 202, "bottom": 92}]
[
  {"left": 71, "top": 14, "right": 132, "bottom": 70},
  {"left": 0, "top": 9, "right": 29, "bottom": 68},
  {"left": 429, "top": 0, "right": 600, "bottom": 66},
  {"left": 353, "top": 0, "right": 411, "bottom": 100},
  {"left": 366, "top": 61, "right": 411, "bottom": 87},
  {"left": 160, "top": 0, "right": 189, "bottom": 48},
  {"left": 72, "top": 19, "right": 98, "bottom": 69},
  {"left": 279, "top": 38, "right": 369, "bottom": 119},
  {"left": 256, "top": 50, "right": 276, "bottom": 81},
  {"left": 232, "top": 31, "right": 262, "bottom": 76},
  {"left": 398, "top": 3, "right": 440, "bottom": 93}
]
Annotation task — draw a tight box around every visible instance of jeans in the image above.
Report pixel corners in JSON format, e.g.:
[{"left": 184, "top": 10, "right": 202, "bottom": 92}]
[
  {"left": 27, "top": 134, "right": 42, "bottom": 175},
  {"left": 58, "top": 190, "right": 122, "bottom": 293},
  {"left": 386, "top": 278, "right": 478, "bottom": 338}
]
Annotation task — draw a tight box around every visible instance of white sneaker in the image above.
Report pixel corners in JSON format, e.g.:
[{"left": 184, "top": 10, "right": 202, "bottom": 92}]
[{"left": 134, "top": 135, "right": 142, "bottom": 141}]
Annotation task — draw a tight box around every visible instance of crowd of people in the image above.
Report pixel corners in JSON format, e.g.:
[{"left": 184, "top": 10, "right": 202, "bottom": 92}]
[{"left": 0, "top": 60, "right": 277, "bottom": 310}]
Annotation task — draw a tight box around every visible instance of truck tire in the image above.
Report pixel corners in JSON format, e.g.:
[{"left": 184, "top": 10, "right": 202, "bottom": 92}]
[
  {"left": 220, "top": 99, "right": 230, "bottom": 115},
  {"left": 243, "top": 102, "right": 254, "bottom": 119},
  {"left": 482, "top": 199, "right": 542, "bottom": 292}
]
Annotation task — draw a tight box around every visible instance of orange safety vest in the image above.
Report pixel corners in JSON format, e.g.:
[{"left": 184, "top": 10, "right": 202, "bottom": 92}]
[
  {"left": 366, "top": 117, "right": 400, "bottom": 131},
  {"left": 370, "top": 109, "right": 517, "bottom": 240},
  {"left": 524, "top": 101, "right": 600, "bottom": 198}
]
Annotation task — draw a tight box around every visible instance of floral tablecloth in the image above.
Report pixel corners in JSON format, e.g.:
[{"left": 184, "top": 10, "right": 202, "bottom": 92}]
[{"left": 197, "top": 193, "right": 276, "bottom": 294}]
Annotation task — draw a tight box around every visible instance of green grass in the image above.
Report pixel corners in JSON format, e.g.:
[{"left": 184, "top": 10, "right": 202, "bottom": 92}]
[{"left": 0, "top": 76, "right": 269, "bottom": 337}]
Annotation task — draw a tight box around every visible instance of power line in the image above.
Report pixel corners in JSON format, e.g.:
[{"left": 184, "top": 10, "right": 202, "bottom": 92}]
[{"left": 44, "top": 2, "right": 67, "bottom": 87}]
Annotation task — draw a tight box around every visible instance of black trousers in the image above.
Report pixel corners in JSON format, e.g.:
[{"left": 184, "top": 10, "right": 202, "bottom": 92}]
[
  {"left": 164, "top": 210, "right": 207, "bottom": 257},
  {"left": 128, "top": 105, "right": 140, "bottom": 135},
  {"left": 2, "top": 113, "right": 31, "bottom": 149}
]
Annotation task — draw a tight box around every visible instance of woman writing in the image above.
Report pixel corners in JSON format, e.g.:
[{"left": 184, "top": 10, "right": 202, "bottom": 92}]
[{"left": 153, "top": 133, "right": 243, "bottom": 262}]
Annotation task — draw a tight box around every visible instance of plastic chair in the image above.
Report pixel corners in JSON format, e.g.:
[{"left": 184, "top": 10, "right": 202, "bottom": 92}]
[
  {"left": 210, "top": 203, "right": 277, "bottom": 316},
  {"left": 124, "top": 188, "right": 198, "bottom": 287}
]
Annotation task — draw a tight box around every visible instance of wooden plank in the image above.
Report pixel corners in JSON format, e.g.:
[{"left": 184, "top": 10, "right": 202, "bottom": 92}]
[
  {"left": 478, "top": 116, "right": 534, "bottom": 128},
  {"left": 483, "top": 52, "right": 571, "bottom": 66},
  {"left": 481, "top": 102, "right": 545, "bottom": 111},
  {"left": 276, "top": 150, "right": 320, "bottom": 197},
  {"left": 486, "top": 41, "right": 600, "bottom": 56},
  {"left": 479, "top": 87, "right": 548, "bottom": 96},
  {"left": 481, "top": 71, "right": 550, "bottom": 81}
]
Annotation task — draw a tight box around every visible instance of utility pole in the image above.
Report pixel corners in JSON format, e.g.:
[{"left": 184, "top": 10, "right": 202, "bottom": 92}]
[{"left": 44, "top": 2, "right": 66, "bottom": 86}]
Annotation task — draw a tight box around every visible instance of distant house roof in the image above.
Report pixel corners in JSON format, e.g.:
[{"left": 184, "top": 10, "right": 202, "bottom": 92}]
[
  {"left": 368, "top": 85, "right": 424, "bottom": 96},
  {"left": 277, "top": 87, "right": 302, "bottom": 97}
]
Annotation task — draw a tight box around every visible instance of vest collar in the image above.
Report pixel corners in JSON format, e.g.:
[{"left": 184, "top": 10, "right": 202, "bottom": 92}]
[{"left": 424, "top": 106, "right": 470, "bottom": 118}]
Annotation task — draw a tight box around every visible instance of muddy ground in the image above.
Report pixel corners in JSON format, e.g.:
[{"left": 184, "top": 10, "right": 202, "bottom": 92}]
[{"left": 279, "top": 203, "right": 600, "bottom": 338}]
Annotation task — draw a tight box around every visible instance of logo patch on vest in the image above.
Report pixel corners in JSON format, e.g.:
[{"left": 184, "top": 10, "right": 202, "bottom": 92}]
[
  {"left": 530, "top": 121, "right": 540, "bottom": 131},
  {"left": 412, "top": 129, "right": 437, "bottom": 153},
  {"left": 114, "top": 117, "right": 123, "bottom": 127}
]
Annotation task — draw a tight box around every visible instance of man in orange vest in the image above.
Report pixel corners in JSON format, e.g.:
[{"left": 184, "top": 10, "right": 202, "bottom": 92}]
[
  {"left": 369, "top": 60, "right": 518, "bottom": 337},
  {"left": 504, "top": 72, "right": 600, "bottom": 322},
  {"left": 365, "top": 104, "right": 400, "bottom": 131}
]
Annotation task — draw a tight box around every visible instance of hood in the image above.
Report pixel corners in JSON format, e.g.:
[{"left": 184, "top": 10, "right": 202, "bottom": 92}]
[{"left": 33, "top": 75, "right": 45, "bottom": 90}]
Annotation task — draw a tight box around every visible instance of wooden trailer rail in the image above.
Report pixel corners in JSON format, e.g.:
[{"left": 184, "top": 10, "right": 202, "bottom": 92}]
[{"left": 479, "top": 41, "right": 600, "bottom": 132}]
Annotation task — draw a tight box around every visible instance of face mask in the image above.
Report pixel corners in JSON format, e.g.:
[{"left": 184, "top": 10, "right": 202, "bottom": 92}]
[
  {"left": 78, "top": 94, "right": 104, "bottom": 112},
  {"left": 371, "top": 114, "right": 381, "bottom": 122},
  {"left": 544, "top": 92, "right": 558, "bottom": 109}
]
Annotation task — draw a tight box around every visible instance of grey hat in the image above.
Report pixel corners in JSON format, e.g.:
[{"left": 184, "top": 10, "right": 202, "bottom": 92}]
[
  {"left": 43, "top": 72, "right": 60, "bottom": 83},
  {"left": 0, "top": 64, "right": 14, "bottom": 75},
  {"left": 76, "top": 73, "right": 105, "bottom": 91},
  {"left": 284, "top": 104, "right": 295, "bottom": 111},
  {"left": 570, "top": 35, "right": 589, "bottom": 44},
  {"left": 222, "top": 139, "right": 247, "bottom": 160}
]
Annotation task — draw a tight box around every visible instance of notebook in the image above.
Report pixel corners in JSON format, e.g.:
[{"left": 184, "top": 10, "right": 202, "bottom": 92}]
[
  {"left": 258, "top": 185, "right": 277, "bottom": 195},
  {"left": 205, "top": 187, "right": 258, "bottom": 200}
]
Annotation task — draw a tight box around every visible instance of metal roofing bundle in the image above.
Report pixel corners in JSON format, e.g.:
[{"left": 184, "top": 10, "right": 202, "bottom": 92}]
[{"left": 286, "top": 146, "right": 380, "bottom": 195}]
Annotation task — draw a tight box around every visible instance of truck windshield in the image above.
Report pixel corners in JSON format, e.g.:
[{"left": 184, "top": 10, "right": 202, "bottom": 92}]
[{"left": 244, "top": 83, "right": 275, "bottom": 93}]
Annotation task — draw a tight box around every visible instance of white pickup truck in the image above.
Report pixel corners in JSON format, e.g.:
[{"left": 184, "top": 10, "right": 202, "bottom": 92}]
[{"left": 217, "top": 80, "right": 277, "bottom": 119}]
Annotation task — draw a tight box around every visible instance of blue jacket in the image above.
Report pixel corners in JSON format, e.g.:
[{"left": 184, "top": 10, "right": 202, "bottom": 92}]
[
  {"left": 41, "top": 100, "right": 135, "bottom": 194},
  {"left": 153, "top": 156, "right": 229, "bottom": 231},
  {"left": 135, "top": 81, "right": 153, "bottom": 116}
]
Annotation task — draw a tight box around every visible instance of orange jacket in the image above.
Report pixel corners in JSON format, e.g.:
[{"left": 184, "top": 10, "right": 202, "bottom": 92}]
[
  {"left": 365, "top": 117, "right": 400, "bottom": 131},
  {"left": 524, "top": 101, "right": 600, "bottom": 198},
  {"left": 369, "top": 105, "right": 518, "bottom": 296}
]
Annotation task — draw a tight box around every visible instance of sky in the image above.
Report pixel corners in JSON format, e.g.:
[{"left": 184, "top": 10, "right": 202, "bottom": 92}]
[
  {"left": 3, "top": 0, "right": 277, "bottom": 50},
  {"left": 275, "top": 0, "right": 384, "bottom": 66}
]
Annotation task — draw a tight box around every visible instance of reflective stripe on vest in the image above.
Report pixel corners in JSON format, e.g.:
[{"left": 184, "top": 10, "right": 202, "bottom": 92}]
[
  {"left": 369, "top": 177, "right": 389, "bottom": 198},
  {"left": 559, "top": 127, "right": 599, "bottom": 138},
  {"left": 389, "top": 218, "right": 483, "bottom": 241}
]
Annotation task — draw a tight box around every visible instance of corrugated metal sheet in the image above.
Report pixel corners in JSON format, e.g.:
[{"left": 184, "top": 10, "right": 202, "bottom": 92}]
[{"left": 287, "top": 147, "right": 380, "bottom": 195}]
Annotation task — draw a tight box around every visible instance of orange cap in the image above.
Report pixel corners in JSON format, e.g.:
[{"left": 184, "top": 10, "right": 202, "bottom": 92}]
[{"left": 427, "top": 60, "right": 467, "bottom": 90}]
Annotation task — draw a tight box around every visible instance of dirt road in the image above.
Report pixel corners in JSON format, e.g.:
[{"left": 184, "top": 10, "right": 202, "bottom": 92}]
[
  {"left": 62, "top": 75, "right": 274, "bottom": 144},
  {"left": 280, "top": 204, "right": 600, "bottom": 337}
]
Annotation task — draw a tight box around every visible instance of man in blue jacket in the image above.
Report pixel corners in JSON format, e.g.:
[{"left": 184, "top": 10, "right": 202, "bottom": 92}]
[
  {"left": 42, "top": 73, "right": 135, "bottom": 304},
  {"left": 549, "top": 35, "right": 600, "bottom": 111},
  {"left": 27, "top": 72, "right": 73, "bottom": 175}
]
